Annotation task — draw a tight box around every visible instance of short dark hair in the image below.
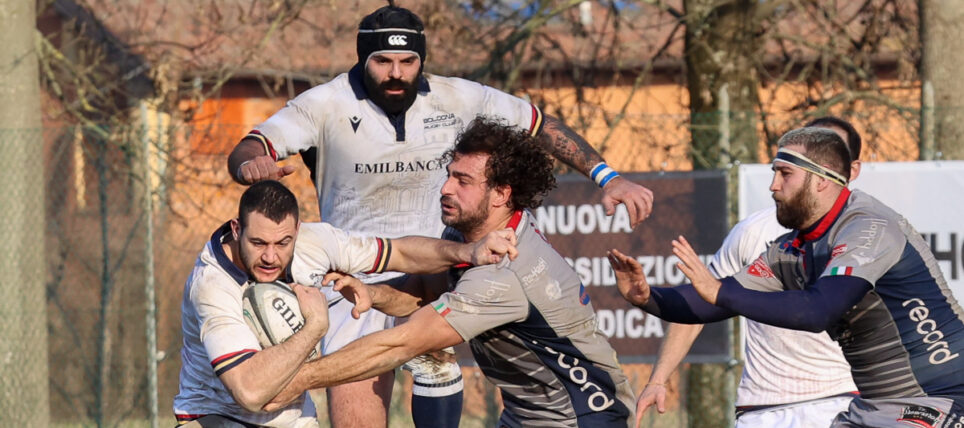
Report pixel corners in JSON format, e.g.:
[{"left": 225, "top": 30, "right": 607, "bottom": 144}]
[
  {"left": 804, "top": 116, "right": 862, "bottom": 160},
  {"left": 238, "top": 180, "right": 299, "bottom": 229},
  {"left": 777, "top": 127, "right": 852, "bottom": 181},
  {"left": 443, "top": 117, "right": 557, "bottom": 210}
]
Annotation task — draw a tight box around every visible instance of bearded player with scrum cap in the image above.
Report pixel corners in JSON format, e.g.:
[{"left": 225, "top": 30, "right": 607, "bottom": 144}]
[{"left": 226, "top": 4, "right": 653, "bottom": 427}]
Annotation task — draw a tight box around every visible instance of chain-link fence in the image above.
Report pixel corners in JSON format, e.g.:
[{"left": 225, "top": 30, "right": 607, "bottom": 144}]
[{"left": 0, "top": 102, "right": 930, "bottom": 427}]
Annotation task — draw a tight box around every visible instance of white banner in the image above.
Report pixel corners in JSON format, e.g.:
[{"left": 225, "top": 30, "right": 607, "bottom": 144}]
[{"left": 739, "top": 161, "right": 964, "bottom": 300}]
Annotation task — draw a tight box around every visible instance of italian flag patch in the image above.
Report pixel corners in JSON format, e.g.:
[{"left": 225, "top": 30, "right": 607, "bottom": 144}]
[
  {"left": 434, "top": 302, "right": 451, "bottom": 317},
  {"left": 828, "top": 266, "right": 854, "bottom": 276}
]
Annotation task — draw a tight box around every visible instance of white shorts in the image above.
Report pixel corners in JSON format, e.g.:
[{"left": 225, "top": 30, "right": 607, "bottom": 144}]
[
  {"left": 736, "top": 395, "right": 855, "bottom": 428},
  {"left": 320, "top": 276, "right": 405, "bottom": 354}
]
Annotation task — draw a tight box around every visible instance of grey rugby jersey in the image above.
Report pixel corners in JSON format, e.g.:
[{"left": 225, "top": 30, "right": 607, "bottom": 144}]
[
  {"left": 734, "top": 189, "right": 964, "bottom": 403},
  {"left": 432, "top": 210, "right": 635, "bottom": 428}
]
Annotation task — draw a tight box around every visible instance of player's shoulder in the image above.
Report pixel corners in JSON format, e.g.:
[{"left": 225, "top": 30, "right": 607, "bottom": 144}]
[
  {"left": 297, "top": 222, "right": 345, "bottom": 241},
  {"left": 842, "top": 189, "right": 902, "bottom": 221},
  {"left": 424, "top": 74, "right": 490, "bottom": 95},
  {"left": 290, "top": 73, "right": 355, "bottom": 105},
  {"left": 189, "top": 259, "right": 244, "bottom": 305},
  {"left": 831, "top": 190, "right": 908, "bottom": 244}
]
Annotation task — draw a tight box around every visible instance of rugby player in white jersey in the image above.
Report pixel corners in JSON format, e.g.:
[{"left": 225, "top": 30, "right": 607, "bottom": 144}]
[
  {"left": 262, "top": 117, "right": 637, "bottom": 427},
  {"left": 174, "top": 180, "right": 517, "bottom": 427},
  {"left": 226, "top": 4, "right": 654, "bottom": 427},
  {"left": 636, "top": 117, "right": 863, "bottom": 428}
]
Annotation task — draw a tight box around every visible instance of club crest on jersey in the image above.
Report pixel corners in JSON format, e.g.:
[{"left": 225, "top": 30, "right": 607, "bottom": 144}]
[
  {"left": 896, "top": 405, "right": 944, "bottom": 428},
  {"left": 747, "top": 256, "right": 775, "bottom": 278},
  {"left": 349, "top": 116, "right": 361, "bottom": 133},
  {"left": 423, "top": 112, "right": 458, "bottom": 130}
]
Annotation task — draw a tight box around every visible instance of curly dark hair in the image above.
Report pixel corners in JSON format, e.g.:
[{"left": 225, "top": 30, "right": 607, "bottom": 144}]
[{"left": 442, "top": 116, "right": 557, "bottom": 210}]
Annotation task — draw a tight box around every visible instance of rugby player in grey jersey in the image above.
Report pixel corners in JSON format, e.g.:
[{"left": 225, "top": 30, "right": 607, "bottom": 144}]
[
  {"left": 611, "top": 127, "right": 964, "bottom": 427},
  {"left": 264, "top": 116, "right": 636, "bottom": 427}
]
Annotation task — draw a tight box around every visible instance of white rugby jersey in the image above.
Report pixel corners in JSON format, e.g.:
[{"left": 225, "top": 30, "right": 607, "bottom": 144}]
[
  {"left": 174, "top": 222, "right": 389, "bottom": 426},
  {"left": 710, "top": 207, "right": 857, "bottom": 407},
  {"left": 253, "top": 65, "right": 542, "bottom": 283}
]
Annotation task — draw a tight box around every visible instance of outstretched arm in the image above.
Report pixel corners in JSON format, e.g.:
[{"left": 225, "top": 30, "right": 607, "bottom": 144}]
[
  {"left": 609, "top": 248, "right": 735, "bottom": 323},
  {"left": 673, "top": 235, "right": 871, "bottom": 332},
  {"left": 387, "top": 229, "right": 517, "bottom": 274},
  {"left": 540, "top": 115, "right": 654, "bottom": 227},
  {"left": 635, "top": 323, "right": 702, "bottom": 425},
  {"left": 263, "top": 304, "right": 463, "bottom": 411},
  {"left": 324, "top": 271, "right": 449, "bottom": 318}
]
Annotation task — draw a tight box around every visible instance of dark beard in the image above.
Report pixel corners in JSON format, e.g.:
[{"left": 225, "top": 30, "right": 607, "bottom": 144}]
[
  {"left": 775, "top": 175, "right": 816, "bottom": 230},
  {"left": 363, "top": 71, "right": 418, "bottom": 115},
  {"left": 441, "top": 195, "right": 489, "bottom": 235}
]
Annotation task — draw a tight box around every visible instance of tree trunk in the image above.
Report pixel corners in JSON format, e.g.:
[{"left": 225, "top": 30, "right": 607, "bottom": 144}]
[
  {"left": 0, "top": 0, "right": 50, "bottom": 426},
  {"left": 683, "top": 1, "right": 761, "bottom": 427},
  {"left": 920, "top": 0, "right": 964, "bottom": 160},
  {"left": 685, "top": 0, "right": 761, "bottom": 168}
]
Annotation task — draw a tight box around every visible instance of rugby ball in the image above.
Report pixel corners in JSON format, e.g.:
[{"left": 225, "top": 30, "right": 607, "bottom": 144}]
[{"left": 242, "top": 281, "right": 322, "bottom": 360}]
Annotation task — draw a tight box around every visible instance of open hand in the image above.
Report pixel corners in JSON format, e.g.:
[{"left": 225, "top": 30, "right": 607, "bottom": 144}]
[
  {"left": 322, "top": 272, "right": 373, "bottom": 319},
  {"left": 635, "top": 382, "right": 668, "bottom": 427},
  {"left": 607, "top": 249, "right": 651, "bottom": 306},
  {"left": 671, "top": 235, "right": 722, "bottom": 304}
]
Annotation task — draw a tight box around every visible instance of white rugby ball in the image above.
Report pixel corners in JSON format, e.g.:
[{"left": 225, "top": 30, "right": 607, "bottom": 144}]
[{"left": 242, "top": 281, "right": 322, "bottom": 361}]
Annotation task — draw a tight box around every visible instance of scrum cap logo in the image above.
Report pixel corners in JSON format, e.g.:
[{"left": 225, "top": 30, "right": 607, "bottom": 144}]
[{"left": 387, "top": 35, "right": 408, "bottom": 46}]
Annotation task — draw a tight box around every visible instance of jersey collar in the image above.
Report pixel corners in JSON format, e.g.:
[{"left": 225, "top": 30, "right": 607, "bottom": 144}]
[
  {"left": 451, "top": 210, "right": 526, "bottom": 269},
  {"left": 348, "top": 63, "right": 431, "bottom": 101},
  {"left": 210, "top": 222, "right": 249, "bottom": 286},
  {"left": 791, "top": 187, "right": 851, "bottom": 248}
]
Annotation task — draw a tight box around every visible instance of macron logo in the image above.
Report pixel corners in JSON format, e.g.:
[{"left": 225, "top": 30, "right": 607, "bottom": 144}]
[{"left": 387, "top": 35, "right": 407, "bottom": 46}]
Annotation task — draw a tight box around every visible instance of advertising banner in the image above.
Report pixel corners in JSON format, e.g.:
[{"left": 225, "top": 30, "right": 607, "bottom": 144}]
[{"left": 523, "top": 171, "right": 732, "bottom": 363}]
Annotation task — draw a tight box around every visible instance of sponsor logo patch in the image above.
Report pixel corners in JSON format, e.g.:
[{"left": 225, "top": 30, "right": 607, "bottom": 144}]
[
  {"left": 832, "top": 244, "right": 847, "bottom": 258},
  {"left": 579, "top": 283, "right": 591, "bottom": 305},
  {"left": 897, "top": 405, "right": 943, "bottom": 428},
  {"left": 423, "top": 112, "right": 458, "bottom": 129},
  {"left": 349, "top": 116, "right": 361, "bottom": 132},
  {"left": 747, "top": 256, "right": 775, "bottom": 278}
]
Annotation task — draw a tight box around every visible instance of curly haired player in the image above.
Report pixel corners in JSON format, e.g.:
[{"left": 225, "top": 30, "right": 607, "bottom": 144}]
[{"left": 264, "top": 117, "right": 636, "bottom": 428}]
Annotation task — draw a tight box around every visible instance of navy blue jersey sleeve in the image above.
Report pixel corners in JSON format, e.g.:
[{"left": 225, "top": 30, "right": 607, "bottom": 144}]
[
  {"left": 641, "top": 284, "right": 737, "bottom": 323},
  {"left": 718, "top": 276, "right": 872, "bottom": 332}
]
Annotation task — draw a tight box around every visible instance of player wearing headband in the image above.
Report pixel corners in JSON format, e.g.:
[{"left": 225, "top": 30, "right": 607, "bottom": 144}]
[
  {"left": 226, "top": 4, "right": 654, "bottom": 427},
  {"left": 611, "top": 127, "right": 964, "bottom": 427},
  {"left": 639, "top": 117, "right": 862, "bottom": 428}
]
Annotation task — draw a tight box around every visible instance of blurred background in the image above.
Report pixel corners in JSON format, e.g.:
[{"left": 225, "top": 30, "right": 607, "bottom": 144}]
[{"left": 1, "top": 0, "right": 957, "bottom": 426}]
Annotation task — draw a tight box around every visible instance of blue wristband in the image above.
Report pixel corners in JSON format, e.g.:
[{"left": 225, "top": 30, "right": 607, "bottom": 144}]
[{"left": 590, "top": 162, "right": 620, "bottom": 187}]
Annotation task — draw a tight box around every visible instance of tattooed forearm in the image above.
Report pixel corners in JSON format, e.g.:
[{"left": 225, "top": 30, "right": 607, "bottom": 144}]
[{"left": 539, "top": 115, "right": 605, "bottom": 175}]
